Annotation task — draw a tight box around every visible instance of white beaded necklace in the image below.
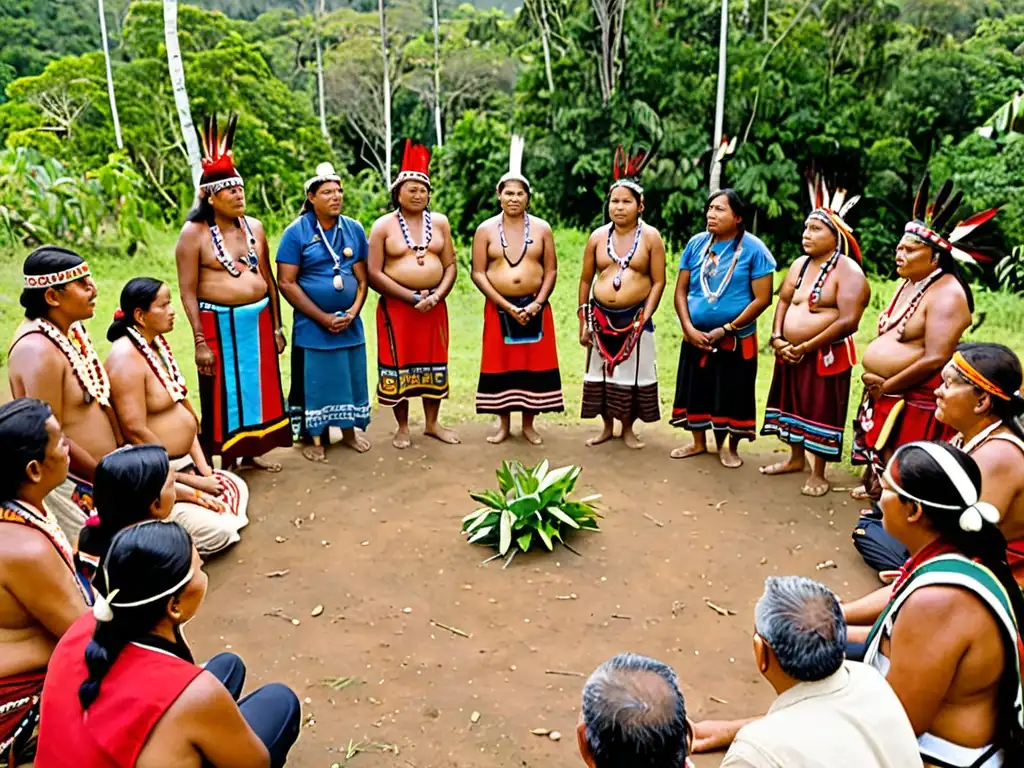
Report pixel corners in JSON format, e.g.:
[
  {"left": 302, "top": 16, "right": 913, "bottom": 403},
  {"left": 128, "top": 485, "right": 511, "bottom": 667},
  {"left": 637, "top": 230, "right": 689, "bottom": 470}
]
[
  {"left": 698, "top": 233, "right": 743, "bottom": 304},
  {"left": 35, "top": 319, "right": 110, "bottom": 406},
  {"left": 210, "top": 217, "right": 259, "bottom": 277},
  {"left": 397, "top": 209, "right": 432, "bottom": 266},
  {"left": 127, "top": 327, "right": 187, "bottom": 403},
  {"left": 606, "top": 220, "right": 642, "bottom": 290},
  {"left": 876, "top": 268, "right": 942, "bottom": 339}
]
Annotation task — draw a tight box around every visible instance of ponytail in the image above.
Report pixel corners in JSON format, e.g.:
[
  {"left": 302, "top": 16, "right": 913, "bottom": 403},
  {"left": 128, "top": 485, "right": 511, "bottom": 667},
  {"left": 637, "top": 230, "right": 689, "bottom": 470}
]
[
  {"left": 107, "top": 278, "right": 164, "bottom": 342},
  {"left": 78, "top": 522, "right": 194, "bottom": 711}
]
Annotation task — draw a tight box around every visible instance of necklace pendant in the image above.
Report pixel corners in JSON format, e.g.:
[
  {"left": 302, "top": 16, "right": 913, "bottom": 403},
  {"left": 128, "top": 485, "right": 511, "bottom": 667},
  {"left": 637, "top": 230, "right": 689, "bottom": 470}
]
[
  {"left": 613, "top": 275, "right": 622, "bottom": 290},
  {"left": 707, "top": 295, "right": 718, "bottom": 304},
  {"left": 83, "top": 391, "right": 93, "bottom": 405},
  {"left": 333, "top": 273, "right": 344, "bottom": 291}
]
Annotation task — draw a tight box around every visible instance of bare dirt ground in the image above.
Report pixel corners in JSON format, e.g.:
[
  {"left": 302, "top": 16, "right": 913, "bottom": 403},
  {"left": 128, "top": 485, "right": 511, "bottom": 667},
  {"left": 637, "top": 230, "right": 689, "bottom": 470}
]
[{"left": 191, "top": 419, "right": 879, "bottom": 768}]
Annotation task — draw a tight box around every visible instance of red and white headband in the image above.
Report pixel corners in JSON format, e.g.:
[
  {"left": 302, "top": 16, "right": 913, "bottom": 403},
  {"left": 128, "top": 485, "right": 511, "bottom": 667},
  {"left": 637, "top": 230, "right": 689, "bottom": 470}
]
[
  {"left": 904, "top": 221, "right": 952, "bottom": 253},
  {"left": 23, "top": 262, "right": 91, "bottom": 289}
]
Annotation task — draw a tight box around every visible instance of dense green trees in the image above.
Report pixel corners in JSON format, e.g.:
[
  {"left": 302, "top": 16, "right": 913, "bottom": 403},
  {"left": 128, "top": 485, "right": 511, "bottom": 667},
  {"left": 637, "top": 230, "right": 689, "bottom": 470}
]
[{"left": 1, "top": 0, "right": 1022, "bottom": 284}]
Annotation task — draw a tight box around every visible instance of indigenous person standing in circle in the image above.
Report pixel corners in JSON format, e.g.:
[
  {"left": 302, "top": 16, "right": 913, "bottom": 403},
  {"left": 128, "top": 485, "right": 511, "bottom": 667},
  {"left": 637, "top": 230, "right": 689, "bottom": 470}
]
[
  {"left": 851, "top": 174, "right": 994, "bottom": 500},
  {"left": 671, "top": 189, "right": 776, "bottom": 468},
  {"left": 0, "top": 399, "right": 90, "bottom": 767},
  {"left": 842, "top": 442, "right": 1024, "bottom": 768},
  {"left": 9, "top": 246, "right": 121, "bottom": 540},
  {"left": 579, "top": 146, "right": 667, "bottom": 449},
  {"left": 938, "top": 344, "right": 1024, "bottom": 585},
  {"left": 174, "top": 115, "right": 291, "bottom": 472},
  {"left": 277, "top": 162, "right": 371, "bottom": 462},
  {"left": 37, "top": 522, "right": 302, "bottom": 767},
  {"left": 760, "top": 178, "right": 870, "bottom": 496},
  {"left": 368, "top": 139, "right": 459, "bottom": 449},
  {"left": 105, "top": 279, "right": 249, "bottom": 555},
  {"left": 472, "top": 135, "right": 563, "bottom": 444}
]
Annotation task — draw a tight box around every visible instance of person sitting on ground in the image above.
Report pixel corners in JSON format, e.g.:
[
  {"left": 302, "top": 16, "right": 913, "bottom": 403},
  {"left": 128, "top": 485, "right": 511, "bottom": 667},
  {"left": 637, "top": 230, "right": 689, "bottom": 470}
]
[
  {"left": 692, "top": 575, "right": 921, "bottom": 767},
  {"left": 577, "top": 653, "right": 693, "bottom": 768},
  {"left": 75, "top": 444, "right": 176, "bottom": 579},
  {"left": 0, "top": 398, "right": 90, "bottom": 766},
  {"left": 105, "top": 277, "right": 249, "bottom": 555},
  {"left": 36, "top": 521, "right": 301, "bottom": 767},
  {"left": 841, "top": 441, "right": 1024, "bottom": 768}
]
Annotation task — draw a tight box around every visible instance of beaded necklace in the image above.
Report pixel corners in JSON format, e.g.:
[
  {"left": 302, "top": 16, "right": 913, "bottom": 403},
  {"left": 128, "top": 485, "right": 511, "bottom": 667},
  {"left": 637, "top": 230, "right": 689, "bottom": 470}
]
[
  {"left": 126, "top": 327, "right": 187, "bottom": 403},
  {"left": 698, "top": 233, "right": 744, "bottom": 304},
  {"left": 499, "top": 213, "right": 532, "bottom": 269},
  {"left": 876, "top": 269, "right": 942, "bottom": 339},
  {"left": 312, "top": 215, "right": 351, "bottom": 291},
  {"left": 35, "top": 319, "right": 110, "bottom": 406},
  {"left": 397, "top": 209, "right": 432, "bottom": 266},
  {"left": 210, "top": 217, "right": 259, "bottom": 277},
  {"left": 957, "top": 420, "right": 1005, "bottom": 454},
  {"left": 796, "top": 248, "right": 841, "bottom": 310},
  {"left": 606, "top": 220, "right": 643, "bottom": 291}
]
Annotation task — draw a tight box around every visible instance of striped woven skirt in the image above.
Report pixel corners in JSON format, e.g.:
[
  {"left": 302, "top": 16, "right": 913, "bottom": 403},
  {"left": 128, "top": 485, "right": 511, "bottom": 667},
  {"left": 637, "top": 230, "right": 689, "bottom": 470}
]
[{"left": 581, "top": 301, "right": 659, "bottom": 424}]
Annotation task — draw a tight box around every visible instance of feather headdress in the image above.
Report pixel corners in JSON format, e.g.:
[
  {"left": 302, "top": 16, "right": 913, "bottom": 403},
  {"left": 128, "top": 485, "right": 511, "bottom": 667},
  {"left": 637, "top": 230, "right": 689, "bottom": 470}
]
[
  {"left": 805, "top": 171, "right": 862, "bottom": 263},
  {"left": 497, "top": 134, "right": 529, "bottom": 193},
  {"left": 391, "top": 139, "right": 431, "bottom": 192},
  {"left": 905, "top": 173, "right": 999, "bottom": 265},
  {"left": 197, "top": 114, "right": 243, "bottom": 193},
  {"left": 610, "top": 143, "right": 657, "bottom": 196}
]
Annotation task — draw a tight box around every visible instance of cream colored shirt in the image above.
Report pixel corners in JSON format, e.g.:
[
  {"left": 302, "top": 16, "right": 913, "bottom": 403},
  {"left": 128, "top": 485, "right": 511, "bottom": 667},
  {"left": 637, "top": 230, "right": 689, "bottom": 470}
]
[{"left": 721, "top": 661, "right": 923, "bottom": 768}]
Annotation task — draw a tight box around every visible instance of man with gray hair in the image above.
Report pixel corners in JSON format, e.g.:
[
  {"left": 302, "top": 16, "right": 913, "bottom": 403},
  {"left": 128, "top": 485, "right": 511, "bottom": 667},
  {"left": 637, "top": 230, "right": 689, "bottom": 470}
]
[
  {"left": 577, "top": 653, "right": 693, "bottom": 768},
  {"left": 692, "top": 576, "right": 922, "bottom": 767}
]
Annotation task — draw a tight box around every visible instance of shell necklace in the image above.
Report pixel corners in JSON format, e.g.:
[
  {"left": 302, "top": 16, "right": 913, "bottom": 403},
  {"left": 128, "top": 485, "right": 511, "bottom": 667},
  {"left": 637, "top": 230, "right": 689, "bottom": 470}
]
[
  {"left": 35, "top": 319, "right": 110, "bottom": 406},
  {"left": 799, "top": 248, "right": 841, "bottom": 310},
  {"left": 957, "top": 420, "right": 1004, "bottom": 454},
  {"left": 397, "top": 209, "right": 432, "bottom": 266},
  {"left": 698, "top": 233, "right": 743, "bottom": 304},
  {"left": 127, "top": 327, "right": 187, "bottom": 403},
  {"left": 499, "top": 213, "right": 532, "bottom": 268},
  {"left": 210, "top": 217, "right": 259, "bottom": 277},
  {"left": 314, "top": 215, "right": 352, "bottom": 291},
  {"left": 877, "top": 269, "right": 942, "bottom": 339},
  {"left": 606, "top": 220, "right": 642, "bottom": 290}
]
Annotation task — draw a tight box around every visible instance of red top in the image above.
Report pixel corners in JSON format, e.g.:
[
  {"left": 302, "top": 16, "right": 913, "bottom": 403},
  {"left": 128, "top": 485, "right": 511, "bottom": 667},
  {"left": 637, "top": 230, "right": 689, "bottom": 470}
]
[{"left": 36, "top": 614, "right": 203, "bottom": 767}]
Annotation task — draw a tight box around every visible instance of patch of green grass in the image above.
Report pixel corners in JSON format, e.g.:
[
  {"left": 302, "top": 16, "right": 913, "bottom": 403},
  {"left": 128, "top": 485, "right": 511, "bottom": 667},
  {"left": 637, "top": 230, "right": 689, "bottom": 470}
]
[{"left": 3, "top": 229, "right": 1022, "bottom": 470}]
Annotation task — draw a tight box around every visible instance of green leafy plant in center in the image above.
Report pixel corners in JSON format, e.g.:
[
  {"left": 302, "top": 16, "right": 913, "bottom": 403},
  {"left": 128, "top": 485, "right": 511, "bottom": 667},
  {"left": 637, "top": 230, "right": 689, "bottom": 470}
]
[{"left": 462, "top": 459, "right": 601, "bottom": 562}]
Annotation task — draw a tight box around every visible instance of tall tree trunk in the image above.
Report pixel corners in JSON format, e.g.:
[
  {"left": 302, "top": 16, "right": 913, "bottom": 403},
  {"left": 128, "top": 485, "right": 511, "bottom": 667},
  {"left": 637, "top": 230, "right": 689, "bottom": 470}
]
[
  {"left": 539, "top": 0, "right": 555, "bottom": 93},
  {"left": 98, "top": 0, "right": 123, "bottom": 149},
  {"left": 315, "top": 0, "right": 329, "bottom": 141},
  {"left": 164, "top": 0, "right": 202, "bottom": 188},
  {"left": 709, "top": 0, "right": 728, "bottom": 192},
  {"left": 377, "top": 0, "right": 392, "bottom": 184},
  {"left": 431, "top": 0, "right": 443, "bottom": 146},
  {"left": 763, "top": 0, "right": 769, "bottom": 41}
]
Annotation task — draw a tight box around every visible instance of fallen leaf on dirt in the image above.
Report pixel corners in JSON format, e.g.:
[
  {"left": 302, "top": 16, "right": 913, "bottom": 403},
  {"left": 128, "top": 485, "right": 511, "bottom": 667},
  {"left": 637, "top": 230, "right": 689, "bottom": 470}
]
[
  {"left": 759, "top": 557, "right": 768, "bottom": 565},
  {"left": 715, "top": 500, "right": 729, "bottom": 510},
  {"left": 555, "top": 594, "right": 578, "bottom": 600},
  {"left": 264, "top": 570, "right": 290, "bottom": 578},
  {"left": 311, "top": 604, "right": 324, "bottom": 617},
  {"left": 274, "top": 536, "right": 288, "bottom": 543},
  {"left": 816, "top": 560, "right": 838, "bottom": 570},
  {"left": 322, "top": 676, "right": 363, "bottom": 691},
  {"left": 671, "top": 600, "right": 685, "bottom": 617},
  {"left": 530, "top": 728, "right": 550, "bottom": 736}
]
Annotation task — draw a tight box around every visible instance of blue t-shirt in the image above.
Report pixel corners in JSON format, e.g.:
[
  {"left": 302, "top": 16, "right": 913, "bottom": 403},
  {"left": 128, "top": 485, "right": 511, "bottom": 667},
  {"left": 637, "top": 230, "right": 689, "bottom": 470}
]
[
  {"left": 276, "top": 212, "right": 369, "bottom": 350},
  {"left": 679, "top": 231, "right": 776, "bottom": 338}
]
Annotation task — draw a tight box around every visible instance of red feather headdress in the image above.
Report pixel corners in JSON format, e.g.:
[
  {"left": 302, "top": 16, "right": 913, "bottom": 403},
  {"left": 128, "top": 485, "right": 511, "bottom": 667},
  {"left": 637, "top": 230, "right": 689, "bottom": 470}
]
[
  {"left": 805, "top": 171, "right": 862, "bottom": 263},
  {"left": 392, "top": 139, "right": 431, "bottom": 192},
  {"left": 197, "top": 114, "right": 243, "bottom": 193},
  {"left": 906, "top": 172, "right": 999, "bottom": 265},
  {"left": 610, "top": 144, "right": 656, "bottom": 196}
]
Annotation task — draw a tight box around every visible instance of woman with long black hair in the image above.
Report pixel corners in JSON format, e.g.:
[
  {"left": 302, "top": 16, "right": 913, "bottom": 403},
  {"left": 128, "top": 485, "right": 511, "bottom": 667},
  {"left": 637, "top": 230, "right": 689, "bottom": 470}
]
[
  {"left": 75, "top": 444, "right": 176, "bottom": 580},
  {"left": 843, "top": 441, "right": 1024, "bottom": 768},
  {"left": 670, "top": 188, "right": 776, "bottom": 468},
  {"left": 37, "top": 521, "right": 301, "bottom": 767}
]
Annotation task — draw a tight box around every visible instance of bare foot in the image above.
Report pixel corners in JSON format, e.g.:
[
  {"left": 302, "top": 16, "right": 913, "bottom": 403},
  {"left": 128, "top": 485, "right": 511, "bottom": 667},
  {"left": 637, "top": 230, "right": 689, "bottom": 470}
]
[
  {"left": 759, "top": 457, "right": 805, "bottom": 476},
  {"left": 302, "top": 444, "right": 327, "bottom": 463},
  {"left": 586, "top": 424, "right": 615, "bottom": 446},
  {"left": 801, "top": 477, "right": 831, "bottom": 497},
  {"left": 622, "top": 425, "right": 645, "bottom": 449},
  {"left": 670, "top": 443, "right": 706, "bottom": 459},
  {"left": 424, "top": 425, "right": 460, "bottom": 444},
  {"left": 850, "top": 485, "right": 871, "bottom": 501},
  {"left": 718, "top": 445, "right": 743, "bottom": 469},
  {"left": 341, "top": 433, "right": 371, "bottom": 453},
  {"left": 236, "top": 456, "right": 283, "bottom": 473},
  {"left": 392, "top": 429, "right": 412, "bottom": 449},
  {"left": 486, "top": 424, "right": 510, "bottom": 444},
  {"left": 521, "top": 423, "right": 543, "bottom": 445}
]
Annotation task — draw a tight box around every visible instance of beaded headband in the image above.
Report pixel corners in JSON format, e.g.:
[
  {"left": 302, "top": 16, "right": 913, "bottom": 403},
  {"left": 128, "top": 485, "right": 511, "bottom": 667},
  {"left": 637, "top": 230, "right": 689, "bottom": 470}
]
[
  {"left": 951, "top": 351, "right": 1014, "bottom": 401},
  {"left": 305, "top": 161, "right": 341, "bottom": 193},
  {"left": 885, "top": 441, "right": 1000, "bottom": 532},
  {"left": 807, "top": 209, "right": 839, "bottom": 235},
  {"left": 904, "top": 221, "right": 952, "bottom": 253},
  {"left": 391, "top": 171, "right": 431, "bottom": 192},
  {"left": 609, "top": 179, "right": 644, "bottom": 196},
  {"left": 199, "top": 176, "right": 244, "bottom": 194},
  {"left": 23, "top": 262, "right": 91, "bottom": 289}
]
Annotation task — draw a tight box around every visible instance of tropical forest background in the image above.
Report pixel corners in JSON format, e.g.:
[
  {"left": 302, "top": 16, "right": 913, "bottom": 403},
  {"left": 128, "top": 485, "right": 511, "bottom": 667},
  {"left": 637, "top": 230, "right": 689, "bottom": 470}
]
[{"left": 2, "top": 0, "right": 1024, "bottom": 453}]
